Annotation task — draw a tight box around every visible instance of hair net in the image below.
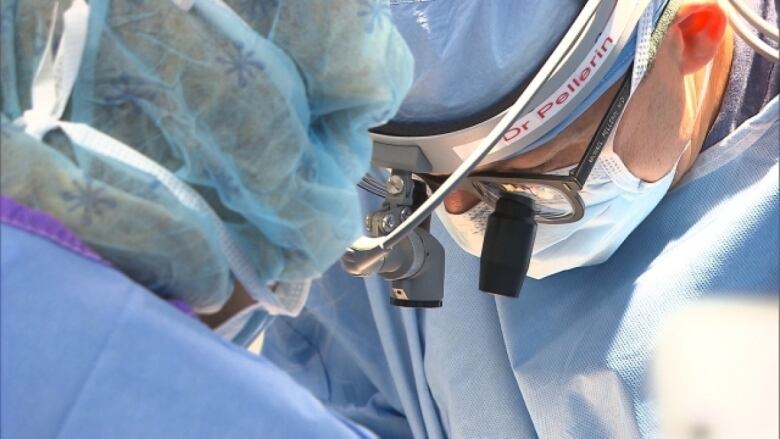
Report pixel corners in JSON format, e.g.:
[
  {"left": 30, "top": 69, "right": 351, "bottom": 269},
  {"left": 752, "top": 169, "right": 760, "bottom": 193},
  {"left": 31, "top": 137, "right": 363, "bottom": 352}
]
[
  {"left": 0, "top": 0, "right": 413, "bottom": 313},
  {"left": 387, "top": 0, "right": 586, "bottom": 124}
]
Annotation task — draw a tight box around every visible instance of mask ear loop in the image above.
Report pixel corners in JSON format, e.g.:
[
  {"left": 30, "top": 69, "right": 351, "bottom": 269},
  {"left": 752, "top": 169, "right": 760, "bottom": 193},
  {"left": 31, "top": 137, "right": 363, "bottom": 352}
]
[
  {"left": 596, "top": 0, "right": 664, "bottom": 165},
  {"left": 647, "top": 0, "right": 714, "bottom": 167},
  {"left": 619, "top": 62, "right": 714, "bottom": 185},
  {"left": 672, "top": 57, "right": 715, "bottom": 181},
  {"left": 597, "top": 60, "right": 711, "bottom": 190},
  {"left": 599, "top": 0, "right": 715, "bottom": 187}
]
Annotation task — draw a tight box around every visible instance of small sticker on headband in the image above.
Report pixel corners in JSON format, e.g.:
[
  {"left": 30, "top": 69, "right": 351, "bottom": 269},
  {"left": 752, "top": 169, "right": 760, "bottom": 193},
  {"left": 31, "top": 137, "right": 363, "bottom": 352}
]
[{"left": 170, "top": 0, "right": 195, "bottom": 11}]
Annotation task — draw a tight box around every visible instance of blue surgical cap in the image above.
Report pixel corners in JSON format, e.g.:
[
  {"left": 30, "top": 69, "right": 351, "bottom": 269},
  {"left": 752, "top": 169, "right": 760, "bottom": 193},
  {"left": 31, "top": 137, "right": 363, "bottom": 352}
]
[
  {"left": 0, "top": 0, "right": 413, "bottom": 313},
  {"left": 387, "top": 0, "right": 673, "bottom": 164},
  {"left": 388, "top": 0, "right": 587, "bottom": 124}
]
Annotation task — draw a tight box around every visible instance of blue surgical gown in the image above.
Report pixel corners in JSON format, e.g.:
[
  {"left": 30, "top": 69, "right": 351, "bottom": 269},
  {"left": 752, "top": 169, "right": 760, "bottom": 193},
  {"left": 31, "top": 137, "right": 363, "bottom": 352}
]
[
  {"left": 261, "top": 97, "right": 780, "bottom": 438},
  {"left": 0, "top": 220, "right": 376, "bottom": 438},
  {"left": 1, "top": 78, "right": 776, "bottom": 439}
]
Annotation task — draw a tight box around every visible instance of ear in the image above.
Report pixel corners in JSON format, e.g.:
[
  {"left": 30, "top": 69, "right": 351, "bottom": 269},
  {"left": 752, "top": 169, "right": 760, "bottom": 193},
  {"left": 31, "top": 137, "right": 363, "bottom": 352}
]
[{"left": 671, "top": 2, "right": 728, "bottom": 74}]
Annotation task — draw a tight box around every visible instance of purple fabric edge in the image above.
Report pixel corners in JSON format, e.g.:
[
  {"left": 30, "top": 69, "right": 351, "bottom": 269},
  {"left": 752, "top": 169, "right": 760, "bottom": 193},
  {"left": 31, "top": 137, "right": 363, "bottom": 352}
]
[
  {"left": 168, "top": 299, "right": 197, "bottom": 317},
  {"left": 0, "top": 196, "right": 108, "bottom": 264},
  {"left": 0, "top": 196, "right": 197, "bottom": 317}
]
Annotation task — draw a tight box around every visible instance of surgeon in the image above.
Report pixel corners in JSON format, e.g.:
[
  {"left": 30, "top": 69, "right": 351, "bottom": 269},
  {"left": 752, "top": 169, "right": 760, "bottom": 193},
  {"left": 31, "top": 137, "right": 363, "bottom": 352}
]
[
  {"left": 260, "top": 0, "right": 779, "bottom": 438},
  {"left": 1, "top": 0, "right": 414, "bottom": 437},
  {"left": 1, "top": 0, "right": 412, "bottom": 314}
]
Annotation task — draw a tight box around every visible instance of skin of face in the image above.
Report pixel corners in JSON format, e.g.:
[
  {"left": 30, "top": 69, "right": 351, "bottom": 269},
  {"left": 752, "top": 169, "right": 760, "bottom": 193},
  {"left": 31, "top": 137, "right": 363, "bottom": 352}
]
[{"left": 443, "top": 0, "right": 735, "bottom": 215}]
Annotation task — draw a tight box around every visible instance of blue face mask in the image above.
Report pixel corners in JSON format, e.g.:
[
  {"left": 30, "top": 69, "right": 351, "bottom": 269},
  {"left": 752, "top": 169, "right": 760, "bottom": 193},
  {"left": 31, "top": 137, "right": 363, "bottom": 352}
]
[
  {"left": 437, "top": 138, "right": 685, "bottom": 279},
  {"left": 432, "top": 0, "right": 682, "bottom": 277},
  {"left": 437, "top": 25, "right": 711, "bottom": 277}
]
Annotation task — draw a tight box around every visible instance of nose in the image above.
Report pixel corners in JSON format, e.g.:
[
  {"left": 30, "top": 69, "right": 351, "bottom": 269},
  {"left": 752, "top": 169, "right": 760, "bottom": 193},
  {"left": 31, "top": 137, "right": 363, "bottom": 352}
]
[{"left": 443, "top": 190, "right": 480, "bottom": 214}]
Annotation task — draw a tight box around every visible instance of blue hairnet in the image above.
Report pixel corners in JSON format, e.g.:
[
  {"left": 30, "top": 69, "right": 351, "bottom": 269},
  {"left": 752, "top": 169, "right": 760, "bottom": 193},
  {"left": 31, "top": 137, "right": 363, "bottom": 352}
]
[
  {"left": 0, "top": 0, "right": 413, "bottom": 312},
  {"left": 388, "top": 0, "right": 586, "bottom": 123}
]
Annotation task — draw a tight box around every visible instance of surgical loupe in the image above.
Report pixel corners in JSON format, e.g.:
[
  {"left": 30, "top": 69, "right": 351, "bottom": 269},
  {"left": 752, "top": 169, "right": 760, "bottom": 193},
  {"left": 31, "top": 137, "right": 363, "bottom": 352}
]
[
  {"left": 344, "top": 0, "right": 779, "bottom": 308},
  {"left": 419, "top": 72, "right": 634, "bottom": 226},
  {"left": 343, "top": 0, "right": 654, "bottom": 305},
  {"left": 231, "top": 0, "right": 780, "bottom": 348}
]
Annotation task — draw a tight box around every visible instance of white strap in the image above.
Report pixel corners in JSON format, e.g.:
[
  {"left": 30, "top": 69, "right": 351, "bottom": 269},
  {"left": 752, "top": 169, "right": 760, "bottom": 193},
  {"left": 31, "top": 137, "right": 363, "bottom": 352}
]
[
  {"left": 632, "top": 0, "right": 660, "bottom": 92},
  {"left": 170, "top": 0, "right": 196, "bottom": 12},
  {"left": 58, "top": 122, "right": 301, "bottom": 316},
  {"left": 12, "top": 0, "right": 308, "bottom": 316},
  {"left": 20, "top": 0, "right": 89, "bottom": 139}
]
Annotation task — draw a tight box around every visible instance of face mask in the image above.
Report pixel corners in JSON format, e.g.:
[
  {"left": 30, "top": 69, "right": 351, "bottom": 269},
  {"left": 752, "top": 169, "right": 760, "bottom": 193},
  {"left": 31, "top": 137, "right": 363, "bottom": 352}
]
[
  {"left": 437, "top": 38, "right": 712, "bottom": 280},
  {"left": 436, "top": 139, "right": 684, "bottom": 279}
]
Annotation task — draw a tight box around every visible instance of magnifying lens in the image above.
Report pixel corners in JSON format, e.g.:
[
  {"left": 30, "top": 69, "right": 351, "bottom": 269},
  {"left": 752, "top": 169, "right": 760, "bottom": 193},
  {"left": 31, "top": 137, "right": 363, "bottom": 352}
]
[
  {"left": 227, "top": 0, "right": 780, "bottom": 346},
  {"left": 342, "top": 0, "right": 654, "bottom": 306},
  {"left": 342, "top": 0, "right": 780, "bottom": 308}
]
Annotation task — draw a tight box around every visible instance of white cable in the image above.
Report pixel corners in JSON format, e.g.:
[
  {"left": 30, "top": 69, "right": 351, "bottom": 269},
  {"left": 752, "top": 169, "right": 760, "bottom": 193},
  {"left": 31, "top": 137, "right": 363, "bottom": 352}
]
[
  {"left": 372, "top": 0, "right": 607, "bottom": 250},
  {"left": 372, "top": 0, "right": 652, "bottom": 251},
  {"left": 722, "top": 0, "right": 780, "bottom": 62},
  {"left": 728, "top": 0, "right": 779, "bottom": 42}
]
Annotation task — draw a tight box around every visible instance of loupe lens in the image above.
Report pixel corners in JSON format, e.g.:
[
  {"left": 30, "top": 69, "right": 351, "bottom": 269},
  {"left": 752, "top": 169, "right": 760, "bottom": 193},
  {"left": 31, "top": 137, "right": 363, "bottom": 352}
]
[
  {"left": 479, "top": 193, "right": 537, "bottom": 297},
  {"left": 474, "top": 181, "right": 574, "bottom": 220}
]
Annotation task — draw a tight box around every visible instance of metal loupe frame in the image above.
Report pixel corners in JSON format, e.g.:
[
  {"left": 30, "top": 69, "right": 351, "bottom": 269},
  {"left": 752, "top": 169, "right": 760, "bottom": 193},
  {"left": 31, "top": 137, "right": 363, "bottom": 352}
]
[
  {"left": 468, "top": 174, "right": 585, "bottom": 224},
  {"left": 422, "top": 70, "right": 633, "bottom": 225}
]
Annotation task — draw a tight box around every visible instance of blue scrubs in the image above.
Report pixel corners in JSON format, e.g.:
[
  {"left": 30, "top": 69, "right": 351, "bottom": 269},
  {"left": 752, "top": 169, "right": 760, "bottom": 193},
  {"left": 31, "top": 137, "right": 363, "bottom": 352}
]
[
  {"left": 262, "top": 98, "right": 779, "bottom": 438},
  {"left": 0, "top": 222, "right": 375, "bottom": 438}
]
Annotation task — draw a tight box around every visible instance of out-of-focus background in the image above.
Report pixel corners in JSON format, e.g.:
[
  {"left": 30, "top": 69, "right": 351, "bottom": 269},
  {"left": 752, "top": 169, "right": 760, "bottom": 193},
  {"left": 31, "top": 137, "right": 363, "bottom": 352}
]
[{"left": 654, "top": 298, "right": 779, "bottom": 439}]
